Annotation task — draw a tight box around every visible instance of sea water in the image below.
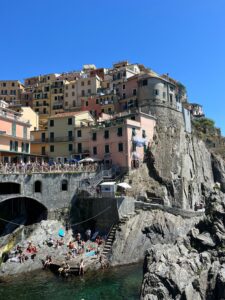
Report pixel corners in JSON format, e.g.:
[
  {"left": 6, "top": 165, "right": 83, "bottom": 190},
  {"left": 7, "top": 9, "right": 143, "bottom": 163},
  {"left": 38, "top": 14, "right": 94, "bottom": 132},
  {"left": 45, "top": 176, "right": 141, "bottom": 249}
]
[{"left": 0, "top": 263, "right": 142, "bottom": 300}]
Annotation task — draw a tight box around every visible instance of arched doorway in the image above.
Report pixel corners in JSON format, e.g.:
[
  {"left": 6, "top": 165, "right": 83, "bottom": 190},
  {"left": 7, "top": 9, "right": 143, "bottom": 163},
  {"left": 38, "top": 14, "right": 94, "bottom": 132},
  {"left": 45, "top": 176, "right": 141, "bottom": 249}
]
[{"left": 0, "top": 197, "right": 47, "bottom": 236}]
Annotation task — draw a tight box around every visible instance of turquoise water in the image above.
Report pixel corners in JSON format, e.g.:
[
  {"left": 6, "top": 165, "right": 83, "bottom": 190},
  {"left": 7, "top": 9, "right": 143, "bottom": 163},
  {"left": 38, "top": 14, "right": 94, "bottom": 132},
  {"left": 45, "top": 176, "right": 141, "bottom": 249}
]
[{"left": 0, "top": 264, "right": 142, "bottom": 300}]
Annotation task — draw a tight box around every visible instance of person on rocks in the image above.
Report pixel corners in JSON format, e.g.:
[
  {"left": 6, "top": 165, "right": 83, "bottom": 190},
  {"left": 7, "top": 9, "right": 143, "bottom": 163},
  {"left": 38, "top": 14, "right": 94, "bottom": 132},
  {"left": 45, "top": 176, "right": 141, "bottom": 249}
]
[
  {"left": 85, "top": 229, "right": 91, "bottom": 241},
  {"left": 79, "top": 259, "right": 84, "bottom": 276},
  {"left": 26, "top": 241, "right": 37, "bottom": 254},
  {"left": 95, "top": 235, "right": 103, "bottom": 246},
  {"left": 65, "top": 251, "right": 72, "bottom": 261},
  {"left": 58, "top": 261, "right": 70, "bottom": 277},
  {"left": 43, "top": 255, "right": 52, "bottom": 269},
  {"left": 99, "top": 254, "right": 108, "bottom": 269},
  {"left": 76, "top": 233, "right": 82, "bottom": 243}
]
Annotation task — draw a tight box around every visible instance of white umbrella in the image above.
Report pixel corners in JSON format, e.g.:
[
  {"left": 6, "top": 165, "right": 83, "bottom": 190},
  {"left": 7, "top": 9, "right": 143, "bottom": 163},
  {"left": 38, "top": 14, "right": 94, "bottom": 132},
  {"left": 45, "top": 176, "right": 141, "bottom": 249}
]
[
  {"left": 79, "top": 157, "right": 94, "bottom": 163},
  {"left": 117, "top": 182, "right": 132, "bottom": 189}
]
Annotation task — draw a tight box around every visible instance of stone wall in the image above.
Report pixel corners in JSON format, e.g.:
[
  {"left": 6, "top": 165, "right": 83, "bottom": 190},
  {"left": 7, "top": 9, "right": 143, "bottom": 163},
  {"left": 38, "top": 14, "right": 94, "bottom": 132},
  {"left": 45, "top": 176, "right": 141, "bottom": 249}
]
[{"left": 0, "top": 172, "right": 96, "bottom": 212}]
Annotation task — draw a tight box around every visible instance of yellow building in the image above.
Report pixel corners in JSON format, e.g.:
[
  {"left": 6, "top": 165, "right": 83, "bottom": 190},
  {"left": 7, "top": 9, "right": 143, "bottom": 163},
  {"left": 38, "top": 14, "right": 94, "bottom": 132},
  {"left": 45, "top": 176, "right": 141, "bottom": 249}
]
[
  {"left": 0, "top": 80, "right": 24, "bottom": 104},
  {"left": 24, "top": 73, "right": 61, "bottom": 129},
  {"left": 30, "top": 111, "right": 94, "bottom": 162}
]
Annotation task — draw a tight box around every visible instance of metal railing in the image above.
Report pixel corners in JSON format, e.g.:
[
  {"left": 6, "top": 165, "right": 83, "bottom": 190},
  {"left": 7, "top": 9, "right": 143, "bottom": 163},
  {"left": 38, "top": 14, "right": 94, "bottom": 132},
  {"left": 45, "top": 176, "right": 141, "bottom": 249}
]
[{"left": 0, "top": 163, "right": 99, "bottom": 174}]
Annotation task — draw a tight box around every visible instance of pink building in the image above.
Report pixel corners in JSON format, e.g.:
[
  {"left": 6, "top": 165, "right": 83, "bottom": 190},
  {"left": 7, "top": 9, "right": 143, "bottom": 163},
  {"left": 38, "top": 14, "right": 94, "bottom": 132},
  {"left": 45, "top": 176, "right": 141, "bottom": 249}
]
[
  {"left": 117, "top": 75, "right": 139, "bottom": 112},
  {"left": 0, "top": 100, "right": 31, "bottom": 162},
  {"left": 89, "top": 111, "right": 156, "bottom": 169}
]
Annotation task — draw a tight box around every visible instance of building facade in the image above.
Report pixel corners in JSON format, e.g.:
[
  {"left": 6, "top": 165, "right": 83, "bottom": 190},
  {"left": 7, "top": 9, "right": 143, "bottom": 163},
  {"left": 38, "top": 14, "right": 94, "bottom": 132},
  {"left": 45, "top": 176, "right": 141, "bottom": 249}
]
[{"left": 0, "top": 101, "right": 31, "bottom": 162}]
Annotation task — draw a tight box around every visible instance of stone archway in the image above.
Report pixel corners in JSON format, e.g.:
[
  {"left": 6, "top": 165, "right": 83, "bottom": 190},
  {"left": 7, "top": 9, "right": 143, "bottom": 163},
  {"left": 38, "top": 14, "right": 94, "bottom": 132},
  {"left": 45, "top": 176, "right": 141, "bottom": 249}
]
[{"left": 0, "top": 196, "right": 48, "bottom": 236}]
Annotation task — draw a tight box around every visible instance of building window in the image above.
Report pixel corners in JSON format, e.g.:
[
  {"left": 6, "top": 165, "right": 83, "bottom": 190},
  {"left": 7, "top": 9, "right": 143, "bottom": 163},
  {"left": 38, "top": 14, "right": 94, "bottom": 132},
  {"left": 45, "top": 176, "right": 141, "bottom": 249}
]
[
  {"left": 41, "top": 146, "right": 46, "bottom": 155},
  {"left": 26, "top": 143, "right": 29, "bottom": 153},
  {"left": 142, "top": 130, "right": 147, "bottom": 138},
  {"left": 81, "top": 81, "right": 84, "bottom": 86},
  {"left": 21, "top": 142, "right": 24, "bottom": 152},
  {"left": 41, "top": 132, "right": 45, "bottom": 142},
  {"left": 93, "top": 146, "right": 97, "bottom": 155},
  {"left": 12, "top": 122, "right": 16, "bottom": 137},
  {"left": 65, "top": 93, "right": 68, "bottom": 97},
  {"left": 133, "top": 89, "right": 137, "bottom": 96},
  {"left": 86, "top": 101, "right": 88, "bottom": 106},
  {"left": 22, "top": 126, "right": 27, "bottom": 139},
  {"left": 132, "top": 128, "right": 136, "bottom": 136},
  {"left": 72, "top": 92, "right": 75, "bottom": 96},
  {"left": 163, "top": 92, "right": 166, "bottom": 99},
  {"left": 77, "top": 130, "right": 82, "bottom": 137},
  {"left": 92, "top": 132, "right": 97, "bottom": 141},
  {"left": 81, "top": 90, "right": 85, "bottom": 96},
  {"left": 78, "top": 143, "right": 82, "bottom": 153},
  {"left": 143, "top": 79, "right": 148, "bottom": 86},
  {"left": 50, "top": 132, "right": 54, "bottom": 142},
  {"left": 50, "top": 119, "right": 54, "bottom": 127},
  {"left": 88, "top": 80, "right": 91, "bottom": 85},
  {"left": 15, "top": 141, "right": 18, "bottom": 151},
  {"left": 88, "top": 89, "right": 91, "bottom": 95},
  {"left": 104, "top": 130, "right": 109, "bottom": 139},
  {"left": 50, "top": 145, "right": 54, "bottom": 152},
  {"left": 123, "top": 93, "right": 126, "bottom": 99},
  {"left": 154, "top": 89, "right": 159, "bottom": 96},
  {"left": 96, "top": 99, "right": 99, "bottom": 104},
  {"left": 61, "top": 179, "right": 68, "bottom": 191},
  {"left": 170, "top": 94, "right": 173, "bottom": 103},
  {"left": 123, "top": 84, "right": 126, "bottom": 90},
  {"left": 68, "top": 118, "right": 72, "bottom": 125},
  {"left": 105, "top": 145, "right": 110, "bottom": 153},
  {"left": 117, "top": 127, "right": 123, "bottom": 136},
  {"left": 34, "top": 181, "right": 42, "bottom": 193},
  {"left": 68, "top": 131, "right": 73, "bottom": 141},
  {"left": 118, "top": 143, "right": 123, "bottom": 152},
  {"left": 68, "top": 144, "right": 73, "bottom": 152},
  {"left": 10, "top": 140, "right": 13, "bottom": 151}
]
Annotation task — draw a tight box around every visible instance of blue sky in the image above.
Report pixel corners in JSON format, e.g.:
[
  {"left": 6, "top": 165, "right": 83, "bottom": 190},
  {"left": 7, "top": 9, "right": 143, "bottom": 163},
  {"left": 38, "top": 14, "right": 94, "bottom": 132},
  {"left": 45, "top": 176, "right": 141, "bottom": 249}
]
[{"left": 0, "top": 0, "right": 224, "bottom": 134}]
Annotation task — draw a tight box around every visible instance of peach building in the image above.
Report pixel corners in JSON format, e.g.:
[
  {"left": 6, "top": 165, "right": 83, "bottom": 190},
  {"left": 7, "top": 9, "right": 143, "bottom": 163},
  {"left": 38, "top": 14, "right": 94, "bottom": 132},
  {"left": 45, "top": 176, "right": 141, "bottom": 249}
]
[
  {"left": 89, "top": 111, "right": 156, "bottom": 169},
  {"left": 0, "top": 100, "right": 31, "bottom": 162}
]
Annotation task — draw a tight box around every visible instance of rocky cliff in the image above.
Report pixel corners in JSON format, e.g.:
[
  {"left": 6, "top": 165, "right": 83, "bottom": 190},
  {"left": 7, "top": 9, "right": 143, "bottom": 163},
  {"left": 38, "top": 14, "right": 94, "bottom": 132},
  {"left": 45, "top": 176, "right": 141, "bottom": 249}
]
[
  {"left": 140, "top": 189, "right": 225, "bottom": 300},
  {"left": 137, "top": 105, "right": 225, "bottom": 299},
  {"left": 139, "top": 106, "right": 215, "bottom": 210}
]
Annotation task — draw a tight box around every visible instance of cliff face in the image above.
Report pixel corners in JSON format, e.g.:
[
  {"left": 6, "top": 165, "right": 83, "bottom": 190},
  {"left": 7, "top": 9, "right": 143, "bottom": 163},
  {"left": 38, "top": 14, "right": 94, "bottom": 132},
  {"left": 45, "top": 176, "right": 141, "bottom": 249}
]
[
  {"left": 110, "top": 210, "right": 201, "bottom": 266},
  {"left": 137, "top": 105, "right": 225, "bottom": 299},
  {"left": 140, "top": 106, "right": 215, "bottom": 209}
]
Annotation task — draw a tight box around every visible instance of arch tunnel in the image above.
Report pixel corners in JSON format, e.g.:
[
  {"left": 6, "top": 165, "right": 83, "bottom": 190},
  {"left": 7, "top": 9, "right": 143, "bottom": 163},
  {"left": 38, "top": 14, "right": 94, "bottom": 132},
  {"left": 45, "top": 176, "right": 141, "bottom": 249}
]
[{"left": 0, "top": 197, "right": 48, "bottom": 236}]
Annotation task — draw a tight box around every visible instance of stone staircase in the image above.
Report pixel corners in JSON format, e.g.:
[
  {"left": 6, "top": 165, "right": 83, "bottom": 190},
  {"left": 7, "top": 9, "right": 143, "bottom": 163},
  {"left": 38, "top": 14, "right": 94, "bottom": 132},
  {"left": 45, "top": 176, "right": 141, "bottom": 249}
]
[{"left": 102, "top": 214, "right": 135, "bottom": 256}]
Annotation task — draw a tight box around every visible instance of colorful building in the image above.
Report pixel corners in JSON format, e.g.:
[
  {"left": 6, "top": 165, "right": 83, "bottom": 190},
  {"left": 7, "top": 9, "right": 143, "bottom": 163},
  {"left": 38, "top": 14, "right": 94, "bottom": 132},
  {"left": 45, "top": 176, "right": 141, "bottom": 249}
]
[
  {"left": 89, "top": 111, "right": 156, "bottom": 169},
  {"left": 30, "top": 111, "right": 94, "bottom": 162},
  {"left": 0, "top": 80, "right": 24, "bottom": 104},
  {"left": 0, "top": 100, "right": 31, "bottom": 162}
]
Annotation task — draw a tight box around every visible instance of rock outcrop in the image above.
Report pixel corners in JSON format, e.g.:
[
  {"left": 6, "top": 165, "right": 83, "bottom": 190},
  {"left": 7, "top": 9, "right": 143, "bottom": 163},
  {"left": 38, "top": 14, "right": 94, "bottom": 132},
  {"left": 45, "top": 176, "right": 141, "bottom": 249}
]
[
  {"left": 110, "top": 209, "right": 201, "bottom": 266},
  {"left": 140, "top": 190, "right": 225, "bottom": 300}
]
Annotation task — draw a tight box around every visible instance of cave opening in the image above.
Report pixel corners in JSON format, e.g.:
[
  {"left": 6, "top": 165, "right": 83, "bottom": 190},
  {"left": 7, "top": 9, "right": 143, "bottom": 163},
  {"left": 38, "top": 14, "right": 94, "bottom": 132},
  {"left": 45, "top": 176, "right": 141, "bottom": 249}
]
[{"left": 0, "top": 197, "right": 47, "bottom": 236}]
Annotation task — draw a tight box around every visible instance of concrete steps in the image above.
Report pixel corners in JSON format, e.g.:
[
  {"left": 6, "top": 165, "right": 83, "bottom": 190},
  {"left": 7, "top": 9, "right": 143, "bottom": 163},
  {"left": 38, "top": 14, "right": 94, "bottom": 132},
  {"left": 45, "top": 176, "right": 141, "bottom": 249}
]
[{"left": 102, "top": 214, "right": 136, "bottom": 256}]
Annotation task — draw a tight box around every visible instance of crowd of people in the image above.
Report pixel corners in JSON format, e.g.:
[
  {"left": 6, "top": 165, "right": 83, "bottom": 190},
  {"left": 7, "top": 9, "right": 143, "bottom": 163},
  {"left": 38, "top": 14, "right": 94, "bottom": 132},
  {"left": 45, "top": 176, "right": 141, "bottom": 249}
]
[
  {"left": 4, "top": 229, "right": 108, "bottom": 278},
  {"left": 0, "top": 161, "right": 100, "bottom": 174},
  {"left": 5, "top": 241, "right": 38, "bottom": 264}
]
